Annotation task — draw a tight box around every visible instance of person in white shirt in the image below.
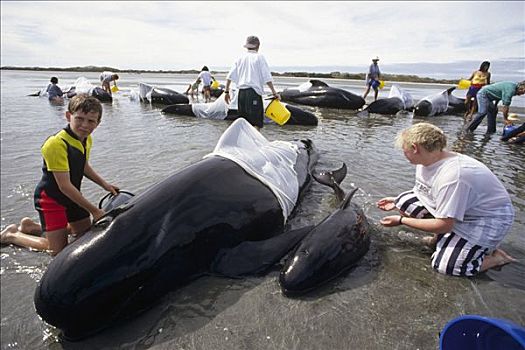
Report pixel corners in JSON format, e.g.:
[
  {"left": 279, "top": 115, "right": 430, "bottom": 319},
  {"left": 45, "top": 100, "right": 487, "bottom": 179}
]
[
  {"left": 196, "top": 66, "right": 213, "bottom": 103},
  {"left": 377, "top": 122, "right": 516, "bottom": 276},
  {"left": 99, "top": 71, "right": 119, "bottom": 95},
  {"left": 224, "top": 35, "right": 279, "bottom": 130}
]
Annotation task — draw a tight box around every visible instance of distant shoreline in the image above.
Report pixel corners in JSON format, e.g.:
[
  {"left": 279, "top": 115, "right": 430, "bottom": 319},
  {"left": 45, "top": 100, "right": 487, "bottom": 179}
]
[{"left": 0, "top": 65, "right": 458, "bottom": 85}]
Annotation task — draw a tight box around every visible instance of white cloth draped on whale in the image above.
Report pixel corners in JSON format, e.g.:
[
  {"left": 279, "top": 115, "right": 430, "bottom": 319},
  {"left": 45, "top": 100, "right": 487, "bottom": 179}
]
[
  {"left": 72, "top": 77, "right": 96, "bottom": 95},
  {"left": 191, "top": 89, "right": 237, "bottom": 119},
  {"left": 138, "top": 83, "right": 155, "bottom": 101},
  {"left": 204, "top": 118, "right": 299, "bottom": 221},
  {"left": 388, "top": 85, "right": 414, "bottom": 110},
  {"left": 191, "top": 89, "right": 276, "bottom": 123}
]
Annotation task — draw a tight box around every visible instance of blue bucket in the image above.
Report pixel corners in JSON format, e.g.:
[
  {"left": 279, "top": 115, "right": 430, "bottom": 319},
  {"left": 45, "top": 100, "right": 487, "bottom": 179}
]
[
  {"left": 440, "top": 315, "right": 525, "bottom": 350},
  {"left": 503, "top": 125, "right": 518, "bottom": 138}
]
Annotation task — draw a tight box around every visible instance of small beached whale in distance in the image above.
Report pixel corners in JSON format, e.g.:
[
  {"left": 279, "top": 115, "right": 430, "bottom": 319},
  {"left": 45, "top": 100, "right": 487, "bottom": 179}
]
[
  {"left": 280, "top": 79, "right": 366, "bottom": 110},
  {"left": 414, "top": 87, "right": 466, "bottom": 117},
  {"left": 139, "top": 82, "right": 189, "bottom": 105},
  {"left": 361, "top": 85, "right": 414, "bottom": 115}
]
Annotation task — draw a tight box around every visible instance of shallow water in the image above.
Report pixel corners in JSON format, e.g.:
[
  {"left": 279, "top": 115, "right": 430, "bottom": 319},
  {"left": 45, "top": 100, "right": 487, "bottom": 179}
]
[{"left": 1, "top": 70, "right": 524, "bottom": 350}]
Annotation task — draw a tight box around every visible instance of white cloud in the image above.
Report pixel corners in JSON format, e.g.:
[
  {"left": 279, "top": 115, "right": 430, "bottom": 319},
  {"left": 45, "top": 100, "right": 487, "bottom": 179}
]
[{"left": 1, "top": 1, "right": 524, "bottom": 70}]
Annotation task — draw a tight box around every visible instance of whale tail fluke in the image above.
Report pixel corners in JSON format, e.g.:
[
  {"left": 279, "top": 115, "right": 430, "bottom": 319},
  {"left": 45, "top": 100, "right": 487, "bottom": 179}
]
[
  {"left": 210, "top": 225, "right": 314, "bottom": 277},
  {"left": 313, "top": 163, "right": 347, "bottom": 201}
]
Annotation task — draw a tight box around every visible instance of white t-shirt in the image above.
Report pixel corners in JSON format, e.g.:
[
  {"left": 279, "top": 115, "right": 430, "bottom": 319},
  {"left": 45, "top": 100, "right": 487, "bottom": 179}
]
[
  {"left": 414, "top": 152, "right": 514, "bottom": 247},
  {"left": 226, "top": 50, "right": 273, "bottom": 96},
  {"left": 100, "top": 71, "right": 114, "bottom": 83},
  {"left": 198, "top": 71, "right": 213, "bottom": 86}
]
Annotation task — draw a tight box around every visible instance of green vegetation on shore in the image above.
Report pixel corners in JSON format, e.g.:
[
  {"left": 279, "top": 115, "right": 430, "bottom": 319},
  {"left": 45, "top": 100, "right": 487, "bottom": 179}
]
[{"left": 0, "top": 65, "right": 458, "bottom": 85}]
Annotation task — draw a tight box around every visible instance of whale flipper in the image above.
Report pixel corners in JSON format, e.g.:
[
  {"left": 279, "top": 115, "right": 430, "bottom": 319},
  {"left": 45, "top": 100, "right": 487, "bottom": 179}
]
[{"left": 210, "top": 225, "right": 314, "bottom": 277}]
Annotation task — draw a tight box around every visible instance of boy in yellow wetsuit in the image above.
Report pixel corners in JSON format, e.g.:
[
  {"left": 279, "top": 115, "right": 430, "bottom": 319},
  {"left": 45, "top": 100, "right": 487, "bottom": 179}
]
[{"left": 1, "top": 94, "right": 119, "bottom": 255}]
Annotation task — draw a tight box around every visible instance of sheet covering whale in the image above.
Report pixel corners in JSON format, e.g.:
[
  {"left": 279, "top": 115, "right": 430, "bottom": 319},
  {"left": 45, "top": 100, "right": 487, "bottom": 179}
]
[
  {"left": 34, "top": 118, "right": 318, "bottom": 339},
  {"left": 139, "top": 82, "right": 189, "bottom": 105},
  {"left": 280, "top": 80, "right": 365, "bottom": 110},
  {"left": 161, "top": 89, "right": 318, "bottom": 125}
]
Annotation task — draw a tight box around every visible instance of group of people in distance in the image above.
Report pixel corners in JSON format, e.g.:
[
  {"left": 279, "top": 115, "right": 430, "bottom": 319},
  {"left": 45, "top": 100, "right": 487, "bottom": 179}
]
[
  {"left": 1, "top": 35, "right": 521, "bottom": 279},
  {"left": 44, "top": 72, "right": 120, "bottom": 105}
]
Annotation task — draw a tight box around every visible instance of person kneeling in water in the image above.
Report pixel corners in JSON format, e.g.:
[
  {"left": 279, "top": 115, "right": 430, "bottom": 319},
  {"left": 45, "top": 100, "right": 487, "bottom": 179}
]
[
  {"left": 1, "top": 94, "right": 119, "bottom": 256},
  {"left": 377, "top": 122, "right": 516, "bottom": 276}
]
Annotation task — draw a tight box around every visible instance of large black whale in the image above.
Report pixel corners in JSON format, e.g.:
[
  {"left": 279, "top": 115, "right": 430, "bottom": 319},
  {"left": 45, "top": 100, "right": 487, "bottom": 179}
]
[
  {"left": 34, "top": 119, "right": 321, "bottom": 339},
  {"left": 280, "top": 80, "right": 365, "bottom": 110}
]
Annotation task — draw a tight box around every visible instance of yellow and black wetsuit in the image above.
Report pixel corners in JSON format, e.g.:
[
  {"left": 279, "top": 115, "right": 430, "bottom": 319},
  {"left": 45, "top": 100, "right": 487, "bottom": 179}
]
[{"left": 34, "top": 125, "right": 92, "bottom": 231}]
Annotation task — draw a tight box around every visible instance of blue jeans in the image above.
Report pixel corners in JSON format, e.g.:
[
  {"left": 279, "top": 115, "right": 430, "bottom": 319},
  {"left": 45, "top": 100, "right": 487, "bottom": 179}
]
[{"left": 466, "top": 90, "right": 498, "bottom": 133}]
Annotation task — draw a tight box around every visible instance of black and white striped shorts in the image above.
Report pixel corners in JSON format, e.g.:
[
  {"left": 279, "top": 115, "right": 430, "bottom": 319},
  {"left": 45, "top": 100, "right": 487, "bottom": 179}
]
[{"left": 394, "top": 190, "right": 489, "bottom": 277}]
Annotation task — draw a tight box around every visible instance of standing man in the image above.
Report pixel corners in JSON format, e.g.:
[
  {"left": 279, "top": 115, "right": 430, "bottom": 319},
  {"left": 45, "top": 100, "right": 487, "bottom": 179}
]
[
  {"left": 362, "top": 56, "right": 382, "bottom": 101},
  {"left": 197, "top": 66, "right": 213, "bottom": 103},
  {"left": 377, "top": 123, "right": 516, "bottom": 277},
  {"left": 224, "top": 35, "right": 280, "bottom": 130},
  {"left": 466, "top": 81, "right": 525, "bottom": 133},
  {"left": 99, "top": 71, "right": 119, "bottom": 95}
]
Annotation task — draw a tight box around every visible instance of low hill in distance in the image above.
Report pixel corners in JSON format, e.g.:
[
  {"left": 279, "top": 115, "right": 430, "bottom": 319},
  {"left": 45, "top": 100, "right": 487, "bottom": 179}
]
[{"left": 0, "top": 65, "right": 458, "bottom": 84}]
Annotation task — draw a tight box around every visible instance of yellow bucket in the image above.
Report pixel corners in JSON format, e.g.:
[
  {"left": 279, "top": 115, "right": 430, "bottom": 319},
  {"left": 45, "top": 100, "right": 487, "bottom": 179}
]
[
  {"left": 379, "top": 80, "right": 385, "bottom": 89},
  {"left": 111, "top": 85, "right": 119, "bottom": 93},
  {"left": 265, "top": 99, "right": 291, "bottom": 126},
  {"left": 458, "top": 79, "right": 471, "bottom": 89},
  {"left": 211, "top": 80, "right": 220, "bottom": 89}
]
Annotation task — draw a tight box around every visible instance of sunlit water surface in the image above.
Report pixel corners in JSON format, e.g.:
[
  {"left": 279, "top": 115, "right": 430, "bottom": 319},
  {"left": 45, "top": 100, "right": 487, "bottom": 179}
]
[{"left": 1, "top": 70, "right": 524, "bottom": 350}]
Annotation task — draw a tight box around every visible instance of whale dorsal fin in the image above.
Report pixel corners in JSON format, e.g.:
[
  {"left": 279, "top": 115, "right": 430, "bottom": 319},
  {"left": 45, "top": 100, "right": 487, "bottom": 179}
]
[
  {"left": 340, "top": 187, "right": 358, "bottom": 210},
  {"left": 309, "top": 79, "right": 330, "bottom": 87},
  {"left": 446, "top": 87, "right": 456, "bottom": 95}
]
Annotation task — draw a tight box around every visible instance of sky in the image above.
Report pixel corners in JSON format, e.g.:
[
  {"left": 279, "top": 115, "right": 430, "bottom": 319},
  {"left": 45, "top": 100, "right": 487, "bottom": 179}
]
[{"left": 1, "top": 1, "right": 524, "bottom": 72}]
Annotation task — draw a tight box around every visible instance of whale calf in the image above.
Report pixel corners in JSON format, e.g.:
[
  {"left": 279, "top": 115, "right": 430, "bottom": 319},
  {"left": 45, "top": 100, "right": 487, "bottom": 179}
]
[
  {"left": 279, "top": 188, "right": 370, "bottom": 296},
  {"left": 280, "top": 80, "right": 365, "bottom": 110}
]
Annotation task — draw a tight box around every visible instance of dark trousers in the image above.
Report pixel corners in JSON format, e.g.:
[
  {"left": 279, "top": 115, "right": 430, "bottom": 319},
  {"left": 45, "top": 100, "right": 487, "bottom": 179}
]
[
  {"left": 238, "top": 88, "right": 264, "bottom": 128},
  {"left": 466, "top": 96, "right": 498, "bottom": 133}
]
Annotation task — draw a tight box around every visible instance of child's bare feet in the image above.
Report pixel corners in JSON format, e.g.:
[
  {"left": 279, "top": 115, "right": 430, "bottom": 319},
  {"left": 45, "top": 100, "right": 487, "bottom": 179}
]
[
  {"left": 1, "top": 224, "right": 18, "bottom": 244},
  {"left": 19, "top": 217, "right": 42, "bottom": 236}
]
